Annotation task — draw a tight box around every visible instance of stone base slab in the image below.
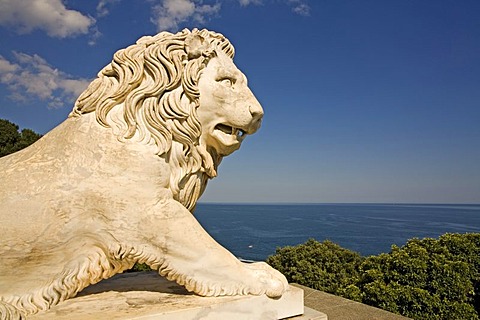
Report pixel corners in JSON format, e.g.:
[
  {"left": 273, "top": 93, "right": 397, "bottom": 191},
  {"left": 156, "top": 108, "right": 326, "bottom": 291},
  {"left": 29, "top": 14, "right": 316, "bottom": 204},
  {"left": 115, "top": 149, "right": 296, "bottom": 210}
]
[
  {"left": 29, "top": 271, "right": 326, "bottom": 320},
  {"left": 290, "top": 307, "right": 328, "bottom": 320}
]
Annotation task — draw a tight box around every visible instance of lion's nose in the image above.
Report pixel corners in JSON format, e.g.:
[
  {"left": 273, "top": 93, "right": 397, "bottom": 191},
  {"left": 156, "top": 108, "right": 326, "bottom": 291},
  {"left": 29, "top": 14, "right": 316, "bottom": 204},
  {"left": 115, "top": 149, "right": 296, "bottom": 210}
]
[
  {"left": 247, "top": 103, "right": 264, "bottom": 134},
  {"left": 249, "top": 103, "right": 264, "bottom": 122}
]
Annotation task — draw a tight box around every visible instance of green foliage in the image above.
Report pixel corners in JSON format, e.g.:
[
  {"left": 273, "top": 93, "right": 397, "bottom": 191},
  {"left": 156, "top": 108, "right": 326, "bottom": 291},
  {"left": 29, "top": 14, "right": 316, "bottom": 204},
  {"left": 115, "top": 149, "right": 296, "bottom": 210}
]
[
  {"left": 267, "top": 233, "right": 480, "bottom": 320},
  {"left": 0, "top": 119, "right": 42, "bottom": 157},
  {"left": 267, "top": 239, "right": 364, "bottom": 301},
  {"left": 359, "top": 234, "right": 480, "bottom": 319},
  {"left": 127, "top": 263, "right": 153, "bottom": 272}
]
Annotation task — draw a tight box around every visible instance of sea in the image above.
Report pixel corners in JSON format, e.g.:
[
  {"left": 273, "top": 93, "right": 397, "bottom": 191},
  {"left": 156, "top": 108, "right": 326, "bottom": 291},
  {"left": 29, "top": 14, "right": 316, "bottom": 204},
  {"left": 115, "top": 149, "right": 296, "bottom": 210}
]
[{"left": 194, "top": 203, "right": 480, "bottom": 261}]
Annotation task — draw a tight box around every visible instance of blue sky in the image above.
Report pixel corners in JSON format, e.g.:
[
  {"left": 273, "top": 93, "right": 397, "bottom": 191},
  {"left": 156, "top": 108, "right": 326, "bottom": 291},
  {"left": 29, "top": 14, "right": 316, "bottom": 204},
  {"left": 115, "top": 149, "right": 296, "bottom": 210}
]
[{"left": 0, "top": 0, "right": 479, "bottom": 203}]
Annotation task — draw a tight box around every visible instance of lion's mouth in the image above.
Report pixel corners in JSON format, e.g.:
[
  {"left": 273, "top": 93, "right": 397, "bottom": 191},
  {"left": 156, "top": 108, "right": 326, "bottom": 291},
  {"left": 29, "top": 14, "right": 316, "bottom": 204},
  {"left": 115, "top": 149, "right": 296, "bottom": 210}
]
[
  {"left": 210, "top": 123, "right": 248, "bottom": 155},
  {"left": 215, "top": 124, "right": 247, "bottom": 138}
]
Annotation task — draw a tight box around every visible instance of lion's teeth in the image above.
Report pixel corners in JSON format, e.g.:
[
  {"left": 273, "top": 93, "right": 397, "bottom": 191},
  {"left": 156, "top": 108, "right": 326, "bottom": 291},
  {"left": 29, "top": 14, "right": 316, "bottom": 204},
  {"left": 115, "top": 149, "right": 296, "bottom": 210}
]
[{"left": 232, "top": 128, "right": 237, "bottom": 135}]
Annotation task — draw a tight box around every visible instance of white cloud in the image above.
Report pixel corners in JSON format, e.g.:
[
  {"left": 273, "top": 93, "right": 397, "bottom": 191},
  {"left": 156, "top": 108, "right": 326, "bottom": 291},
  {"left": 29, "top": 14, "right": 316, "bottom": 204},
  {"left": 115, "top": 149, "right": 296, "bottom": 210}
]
[
  {"left": 0, "top": 53, "right": 90, "bottom": 109},
  {"left": 287, "top": 0, "right": 310, "bottom": 16},
  {"left": 96, "top": 0, "right": 121, "bottom": 18},
  {"left": 149, "top": 0, "right": 310, "bottom": 31},
  {"left": 0, "top": 58, "right": 18, "bottom": 74},
  {"left": 236, "top": 0, "right": 309, "bottom": 15},
  {"left": 238, "top": 0, "right": 262, "bottom": 6},
  {"left": 0, "top": 0, "right": 94, "bottom": 38},
  {"left": 151, "top": 0, "right": 221, "bottom": 31},
  {"left": 291, "top": 3, "right": 310, "bottom": 16},
  {"left": 88, "top": 26, "right": 103, "bottom": 46}
]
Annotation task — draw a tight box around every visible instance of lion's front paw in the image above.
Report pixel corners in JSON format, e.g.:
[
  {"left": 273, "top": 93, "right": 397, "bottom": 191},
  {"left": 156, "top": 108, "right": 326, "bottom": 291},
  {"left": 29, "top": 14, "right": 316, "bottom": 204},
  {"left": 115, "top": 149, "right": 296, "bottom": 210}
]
[{"left": 244, "top": 261, "right": 289, "bottom": 298}]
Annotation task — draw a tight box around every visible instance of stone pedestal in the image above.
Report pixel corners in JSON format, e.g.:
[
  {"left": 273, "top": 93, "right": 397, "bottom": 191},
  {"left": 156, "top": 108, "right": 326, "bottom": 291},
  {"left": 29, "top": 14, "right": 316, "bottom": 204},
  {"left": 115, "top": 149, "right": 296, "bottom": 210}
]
[{"left": 28, "top": 271, "right": 327, "bottom": 320}]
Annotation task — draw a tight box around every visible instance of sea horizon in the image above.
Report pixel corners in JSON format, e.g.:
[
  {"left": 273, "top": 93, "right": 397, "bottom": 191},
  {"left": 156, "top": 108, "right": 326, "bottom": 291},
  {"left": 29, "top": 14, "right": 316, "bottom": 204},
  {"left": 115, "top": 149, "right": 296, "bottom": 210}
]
[
  {"left": 195, "top": 203, "right": 480, "bottom": 261},
  {"left": 198, "top": 201, "right": 480, "bottom": 206}
]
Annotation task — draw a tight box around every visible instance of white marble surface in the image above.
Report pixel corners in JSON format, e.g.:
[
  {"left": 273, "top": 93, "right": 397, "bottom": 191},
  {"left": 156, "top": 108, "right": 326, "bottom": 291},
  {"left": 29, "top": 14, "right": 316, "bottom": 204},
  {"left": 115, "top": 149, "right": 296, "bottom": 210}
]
[
  {"left": 0, "top": 29, "right": 287, "bottom": 319},
  {"left": 29, "top": 272, "right": 305, "bottom": 320}
]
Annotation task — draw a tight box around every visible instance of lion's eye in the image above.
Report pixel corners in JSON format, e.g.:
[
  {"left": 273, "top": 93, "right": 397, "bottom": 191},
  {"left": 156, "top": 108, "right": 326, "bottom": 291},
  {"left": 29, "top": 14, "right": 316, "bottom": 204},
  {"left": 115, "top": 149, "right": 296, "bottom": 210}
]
[{"left": 219, "top": 78, "right": 234, "bottom": 87}]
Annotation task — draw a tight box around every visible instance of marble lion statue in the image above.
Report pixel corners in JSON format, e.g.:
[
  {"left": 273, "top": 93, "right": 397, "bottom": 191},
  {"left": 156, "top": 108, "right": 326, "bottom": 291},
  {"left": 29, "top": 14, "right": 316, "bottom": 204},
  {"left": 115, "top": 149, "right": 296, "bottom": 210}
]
[{"left": 0, "top": 28, "right": 288, "bottom": 319}]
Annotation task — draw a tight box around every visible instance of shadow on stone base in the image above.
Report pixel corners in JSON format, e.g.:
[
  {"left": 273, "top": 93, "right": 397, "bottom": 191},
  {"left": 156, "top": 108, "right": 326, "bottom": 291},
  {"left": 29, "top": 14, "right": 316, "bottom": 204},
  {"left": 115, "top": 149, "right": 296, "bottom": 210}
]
[{"left": 29, "top": 271, "right": 327, "bottom": 320}]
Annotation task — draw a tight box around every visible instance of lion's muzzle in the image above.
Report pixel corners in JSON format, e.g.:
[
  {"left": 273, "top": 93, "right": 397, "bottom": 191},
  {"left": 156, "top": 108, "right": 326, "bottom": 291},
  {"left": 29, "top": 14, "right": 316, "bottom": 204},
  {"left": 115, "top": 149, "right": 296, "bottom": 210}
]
[{"left": 245, "top": 98, "right": 264, "bottom": 135}]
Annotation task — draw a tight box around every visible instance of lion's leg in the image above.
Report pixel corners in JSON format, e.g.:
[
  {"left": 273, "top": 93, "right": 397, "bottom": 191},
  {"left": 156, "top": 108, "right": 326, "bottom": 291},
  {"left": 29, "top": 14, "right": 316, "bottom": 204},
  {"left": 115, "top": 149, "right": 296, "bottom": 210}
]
[
  {"left": 0, "top": 232, "right": 133, "bottom": 318},
  {"left": 132, "top": 199, "right": 288, "bottom": 298}
]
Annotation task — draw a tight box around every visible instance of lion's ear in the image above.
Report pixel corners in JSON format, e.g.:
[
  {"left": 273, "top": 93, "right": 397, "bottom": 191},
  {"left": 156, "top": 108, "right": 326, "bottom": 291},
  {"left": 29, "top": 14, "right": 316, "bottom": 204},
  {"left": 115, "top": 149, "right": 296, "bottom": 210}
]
[{"left": 185, "top": 34, "right": 211, "bottom": 59}]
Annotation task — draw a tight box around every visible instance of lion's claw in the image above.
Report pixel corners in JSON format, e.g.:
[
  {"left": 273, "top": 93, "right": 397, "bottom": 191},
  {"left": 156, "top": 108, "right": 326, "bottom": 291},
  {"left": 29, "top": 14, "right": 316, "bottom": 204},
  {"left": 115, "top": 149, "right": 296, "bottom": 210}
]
[{"left": 244, "top": 262, "right": 289, "bottom": 298}]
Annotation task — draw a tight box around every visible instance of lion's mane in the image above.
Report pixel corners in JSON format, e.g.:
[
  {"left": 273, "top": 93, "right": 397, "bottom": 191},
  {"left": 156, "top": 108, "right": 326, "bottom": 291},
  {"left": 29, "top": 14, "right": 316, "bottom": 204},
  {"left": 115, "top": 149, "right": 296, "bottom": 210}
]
[{"left": 71, "top": 28, "right": 235, "bottom": 211}]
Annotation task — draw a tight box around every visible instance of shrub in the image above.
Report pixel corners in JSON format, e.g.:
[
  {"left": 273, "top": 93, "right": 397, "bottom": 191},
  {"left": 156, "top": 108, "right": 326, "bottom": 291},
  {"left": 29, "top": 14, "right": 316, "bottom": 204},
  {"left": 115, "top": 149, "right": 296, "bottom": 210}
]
[
  {"left": 0, "top": 119, "right": 42, "bottom": 157},
  {"left": 267, "top": 233, "right": 480, "bottom": 320},
  {"left": 128, "top": 263, "right": 152, "bottom": 272},
  {"left": 267, "top": 239, "right": 364, "bottom": 301}
]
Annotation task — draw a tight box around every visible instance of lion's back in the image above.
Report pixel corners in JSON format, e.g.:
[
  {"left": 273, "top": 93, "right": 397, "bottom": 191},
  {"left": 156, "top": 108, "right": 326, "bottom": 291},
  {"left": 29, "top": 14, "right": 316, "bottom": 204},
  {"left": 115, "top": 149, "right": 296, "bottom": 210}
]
[{"left": 0, "top": 119, "right": 83, "bottom": 243}]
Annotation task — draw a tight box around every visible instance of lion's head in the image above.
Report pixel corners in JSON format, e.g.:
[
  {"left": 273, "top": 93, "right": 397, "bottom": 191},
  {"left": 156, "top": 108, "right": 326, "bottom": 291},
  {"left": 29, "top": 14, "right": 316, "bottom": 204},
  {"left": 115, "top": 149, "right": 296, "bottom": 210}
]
[{"left": 70, "top": 29, "right": 263, "bottom": 211}]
